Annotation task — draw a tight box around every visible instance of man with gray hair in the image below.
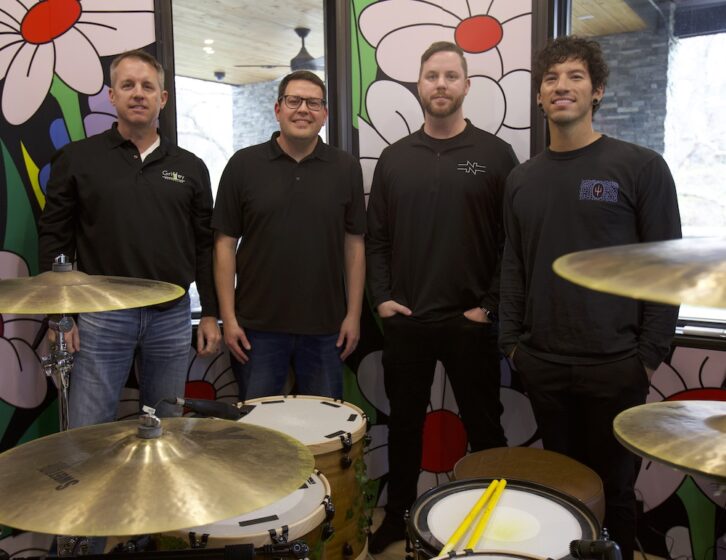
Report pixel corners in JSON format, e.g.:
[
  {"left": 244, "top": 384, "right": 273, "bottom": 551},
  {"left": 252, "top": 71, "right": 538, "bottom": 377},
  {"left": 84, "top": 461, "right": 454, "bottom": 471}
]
[{"left": 366, "top": 42, "right": 517, "bottom": 553}]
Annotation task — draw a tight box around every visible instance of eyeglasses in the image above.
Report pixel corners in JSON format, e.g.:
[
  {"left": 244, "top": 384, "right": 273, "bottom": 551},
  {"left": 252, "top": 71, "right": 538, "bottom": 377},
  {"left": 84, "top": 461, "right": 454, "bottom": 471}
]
[{"left": 279, "top": 95, "right": 326, "bottom": 111}]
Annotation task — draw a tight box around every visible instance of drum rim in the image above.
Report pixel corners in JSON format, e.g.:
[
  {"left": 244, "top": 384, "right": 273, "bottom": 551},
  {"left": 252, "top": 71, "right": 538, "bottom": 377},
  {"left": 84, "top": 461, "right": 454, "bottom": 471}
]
[
  {"left": 407, "top": 477, "right": 600, "bottom": 560},
  {"left": 240, "top": 395, "right": 368, "bottom": 444},
  {"left": 173, "top": 470, "right": 331, "bottom": 542}
]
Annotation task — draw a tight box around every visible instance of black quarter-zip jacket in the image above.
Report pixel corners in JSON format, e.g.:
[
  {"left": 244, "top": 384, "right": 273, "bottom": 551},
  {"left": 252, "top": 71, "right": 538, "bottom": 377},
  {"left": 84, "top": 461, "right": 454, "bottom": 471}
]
[{"left": 366, "top": 120, "right": 518, "bottom": 322}]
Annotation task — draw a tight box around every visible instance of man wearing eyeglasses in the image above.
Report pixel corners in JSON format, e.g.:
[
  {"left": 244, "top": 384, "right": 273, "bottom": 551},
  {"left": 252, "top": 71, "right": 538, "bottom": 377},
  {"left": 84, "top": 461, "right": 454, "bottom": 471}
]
[{"left": 213, "top": 70, "right": 366, "bottom": 400}]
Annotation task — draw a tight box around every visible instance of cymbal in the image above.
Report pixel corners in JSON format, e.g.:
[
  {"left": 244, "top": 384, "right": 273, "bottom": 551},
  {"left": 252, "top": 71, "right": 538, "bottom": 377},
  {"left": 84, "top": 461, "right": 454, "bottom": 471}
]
[
  {"left": 552, "top": 238, "right": 726, "bottom": 308},
  {"left": 0, "top": 270, "right": 185, "bottom": 313},
  {"left": 614, "top": 400, "right": 726, "bottom": 483},
  {"left": 0, "top": 417, "right": 315, "bottom": 536}
]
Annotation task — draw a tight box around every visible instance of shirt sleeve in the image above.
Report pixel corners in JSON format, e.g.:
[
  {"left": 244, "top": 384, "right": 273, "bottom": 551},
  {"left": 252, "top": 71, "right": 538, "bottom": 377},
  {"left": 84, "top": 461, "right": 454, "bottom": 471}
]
[
  {"left": 498, "top": 172, "right": 526, "bottom": 356},
  {"left": 38, "top": 147, "right": 77, "bottom": 272},
  {"left": 635, "top": 154, "right": 682, "bottom": 369},
  {"left": 191, "top": 156, "right": 218, "bottom": 317},
  {"left": 345, "top": 156, "right": 366, "bottom": 235},
  {"left": 365, "top": 149, "right": 393, "bottom": 308},
  {"left": 211, "top": 154, "right": 244, "bottom": 238}
]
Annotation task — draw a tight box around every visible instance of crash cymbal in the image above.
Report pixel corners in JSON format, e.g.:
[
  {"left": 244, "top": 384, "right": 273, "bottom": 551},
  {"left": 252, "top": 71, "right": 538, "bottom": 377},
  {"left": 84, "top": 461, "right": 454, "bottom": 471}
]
[
  {"left": 552, "top": 238, "right": 726, "bottom": 308},
  {"left": 0, "top": 270, "right": 185, "bottom": 313},
  {"left": 0, "top": 417, "right": 315, "bottom": 536},
  {"left": 614, "top": 400, "right": 726, "bottom": 483}
]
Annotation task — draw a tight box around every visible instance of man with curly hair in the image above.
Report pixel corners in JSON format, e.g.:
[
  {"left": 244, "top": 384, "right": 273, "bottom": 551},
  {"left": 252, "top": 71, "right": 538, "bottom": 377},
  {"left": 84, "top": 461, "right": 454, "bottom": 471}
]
[{"left": 499, "top": 36, "right": 681, "bottom": 559}]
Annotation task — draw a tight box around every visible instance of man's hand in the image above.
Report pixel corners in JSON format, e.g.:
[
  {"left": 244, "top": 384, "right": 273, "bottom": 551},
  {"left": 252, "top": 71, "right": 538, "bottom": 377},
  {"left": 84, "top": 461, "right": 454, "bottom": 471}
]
[
  {"left": 337, "top": 314, "right": 360, "bottom": 360},
  {"left": 48, "top": 322, "right": 80, "bottom": 353},
  {"left": 377, "top": 300, "right": 413, "bottom": 319},
  {"left": 196, "top": 316, "right": 221, "bottom": 357},
  {"left": 223, "top": 319, "right": 252, "bottom": 363},
  {"left": 463, "top": 307, "right": 491, "bottom": 324}
]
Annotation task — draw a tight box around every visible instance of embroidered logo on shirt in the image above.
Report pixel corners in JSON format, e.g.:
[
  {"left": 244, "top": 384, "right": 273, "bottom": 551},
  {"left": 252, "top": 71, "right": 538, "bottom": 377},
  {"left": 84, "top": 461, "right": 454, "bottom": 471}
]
[
  {"left": 579, "top": 179, "right": 619, "bottom": 202},
  {"left": 456, "top": 161, "right": 487, "bottom": 175},
  {"left": 162, "top": 170, "right": 186, "bottom": 184}
]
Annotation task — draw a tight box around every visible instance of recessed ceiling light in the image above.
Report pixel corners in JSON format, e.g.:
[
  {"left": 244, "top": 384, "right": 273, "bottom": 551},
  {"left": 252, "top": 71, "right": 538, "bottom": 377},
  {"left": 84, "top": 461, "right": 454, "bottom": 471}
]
[
  {"left": 203, "top": 46, "right": 215, "bottom": 54},
  {"left": 204, "top": 39, "right": 214, "bottom": 45},
  {"left": 578, "top": 14, "right": 595, "bottom": 20}
]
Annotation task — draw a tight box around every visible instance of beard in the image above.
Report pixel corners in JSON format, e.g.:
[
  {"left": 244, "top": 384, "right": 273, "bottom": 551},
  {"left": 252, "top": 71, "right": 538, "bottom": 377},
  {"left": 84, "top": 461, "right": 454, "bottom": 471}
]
[{"left": 422, "top": 93, "right": 465, "bottom": 118}]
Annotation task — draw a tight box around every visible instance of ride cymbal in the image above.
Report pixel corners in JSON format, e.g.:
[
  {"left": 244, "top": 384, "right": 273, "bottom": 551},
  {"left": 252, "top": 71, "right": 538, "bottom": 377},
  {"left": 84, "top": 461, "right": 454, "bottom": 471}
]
[
  {"left": 614, "top": 400, "right": 726, "bottom": 483},
  {"left": 0, "top": 417, "right": 315, "bottom": 536},
  {"left": 0, "top": 270, "right": 185, "bottom": 313},
  {"left": 552, "top": 238, "right": 726, "bottom": 308}
]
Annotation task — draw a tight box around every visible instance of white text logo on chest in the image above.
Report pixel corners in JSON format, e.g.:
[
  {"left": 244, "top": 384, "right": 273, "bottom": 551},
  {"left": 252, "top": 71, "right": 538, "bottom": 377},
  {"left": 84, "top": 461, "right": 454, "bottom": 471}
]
[
  {"left": 162, "top": 170, "right": 186, "bottom": 184},
  {"left": 456, "top": 161, "right": 487, "bottom": 175}
]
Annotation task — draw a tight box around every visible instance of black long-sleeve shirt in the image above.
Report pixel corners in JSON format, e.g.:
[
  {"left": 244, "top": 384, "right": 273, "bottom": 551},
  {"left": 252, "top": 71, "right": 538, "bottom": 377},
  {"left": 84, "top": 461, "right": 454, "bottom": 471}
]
[
  {"left": 366, "top": 121, "right": 518, "bottom": 322},
  {"left": 38, "top": 125, "right": 217, "bottom": 316},
  {"left": 499, "top": 136, "right": 681, "bottom": 369}
]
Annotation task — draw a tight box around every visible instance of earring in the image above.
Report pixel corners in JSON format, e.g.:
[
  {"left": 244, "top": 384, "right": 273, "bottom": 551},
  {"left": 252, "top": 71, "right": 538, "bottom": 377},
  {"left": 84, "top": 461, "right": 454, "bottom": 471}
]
[{"left": 593, "top": 99, "right": 600, "bottom": 106}]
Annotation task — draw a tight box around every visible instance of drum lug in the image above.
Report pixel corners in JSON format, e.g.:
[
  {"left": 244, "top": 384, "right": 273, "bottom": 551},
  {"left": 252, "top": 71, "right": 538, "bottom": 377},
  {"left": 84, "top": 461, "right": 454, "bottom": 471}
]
[
  {"left": 339, "top": 433, "right": 353, "bottom": 453},
  {"left": 188, "top": 532, "right": 209, "bottom": 549},
  {"left": 269, "top": 525, "right": 290, "bottom": 544},
  {"left": 324, "top": 495, "right": 336, "bottom": 521},
  {"left": 363, "top": 434, "right": 372, "bottom": 447},
  {"left": 322, "top": 521, "right": 335, "bottom": 541},
  {"left": 343, "top": 542, "right": 354, "bottom": 557}
]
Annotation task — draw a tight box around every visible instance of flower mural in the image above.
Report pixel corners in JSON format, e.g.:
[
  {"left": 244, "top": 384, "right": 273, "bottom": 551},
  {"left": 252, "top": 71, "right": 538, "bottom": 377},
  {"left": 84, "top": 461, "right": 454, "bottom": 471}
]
[
  {"left": 0, "top": 0, "right": 154, "bottom": 125},
  {"left": 356, "top": 0, "right": 532, "bottom": 178},
  {"left": 0, "top": 251, "right": 47, "bottom": 409}
]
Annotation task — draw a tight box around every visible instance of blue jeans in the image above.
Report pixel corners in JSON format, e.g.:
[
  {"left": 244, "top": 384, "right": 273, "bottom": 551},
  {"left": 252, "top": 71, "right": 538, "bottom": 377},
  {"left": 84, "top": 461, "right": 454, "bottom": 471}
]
[
  {"left": 69, "top": 295, "right": 192, "bottom": 427},
  {"left": 230, "top": 329, "right": 343, "bottom": 400}
]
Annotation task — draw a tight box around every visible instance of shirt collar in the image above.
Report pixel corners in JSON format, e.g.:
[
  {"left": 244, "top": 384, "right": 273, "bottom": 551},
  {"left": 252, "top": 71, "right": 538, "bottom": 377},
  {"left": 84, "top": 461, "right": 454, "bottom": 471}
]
[
  {"left": 267, "top": 131, "right": 331, "bottom": 162},
  {"left": 411, "top": 118, "right": 475, "bottom": 151},
  {"left": 103, "top": 122, "right": 176, "bottom": 156}
]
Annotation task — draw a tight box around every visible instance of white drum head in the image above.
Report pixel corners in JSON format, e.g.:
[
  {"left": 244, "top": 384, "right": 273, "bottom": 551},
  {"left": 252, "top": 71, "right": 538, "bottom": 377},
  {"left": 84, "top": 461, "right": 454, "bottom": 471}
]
[
  {"left": 410, "top": 479, "right": 598, "bottom": 560},
  {"left": 184, "top": 471, "right": 328, "bottom": 539},
  {"left": 239, "top": 396, "right": 366, "bottom": 453}
]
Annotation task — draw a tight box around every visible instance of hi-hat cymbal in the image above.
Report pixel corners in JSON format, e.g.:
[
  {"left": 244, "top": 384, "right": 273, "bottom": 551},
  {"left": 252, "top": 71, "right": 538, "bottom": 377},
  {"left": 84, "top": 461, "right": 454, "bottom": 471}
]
[
  {"left": 552, "top": 238, "right": 726, "bottom": 308},
  {"left": 614, "top": 400, "right": 726, "bottom": 483},
  {"left": 0, "top": 270, "right": 185, "bottom": 313},
  {"left": 0, "top": 417, "right": 315, "bottom": 536}
]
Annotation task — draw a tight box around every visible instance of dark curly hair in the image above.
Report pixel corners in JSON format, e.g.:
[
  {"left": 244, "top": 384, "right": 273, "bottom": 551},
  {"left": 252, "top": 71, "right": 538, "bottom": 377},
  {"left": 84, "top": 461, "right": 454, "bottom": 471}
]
[{"left": 533, "top": 36, "right": 609, "bottom": 114}]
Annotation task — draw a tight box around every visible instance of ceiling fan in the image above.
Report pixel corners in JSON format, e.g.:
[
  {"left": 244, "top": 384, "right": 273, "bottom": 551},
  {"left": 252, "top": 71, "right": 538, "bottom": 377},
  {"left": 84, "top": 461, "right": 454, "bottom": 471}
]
[{"left": 235, "top": 27, "right": 325, "bottom": 72}]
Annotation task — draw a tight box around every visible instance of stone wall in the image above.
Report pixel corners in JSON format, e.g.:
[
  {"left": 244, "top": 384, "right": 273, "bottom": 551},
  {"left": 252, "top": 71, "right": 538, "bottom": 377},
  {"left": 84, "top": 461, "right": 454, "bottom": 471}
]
[
  {"left": 595, "top": 16, "right": 672, "bottom": 154},
  {"left": 232, "top": 79, "right": 281, "bottom": 150}
]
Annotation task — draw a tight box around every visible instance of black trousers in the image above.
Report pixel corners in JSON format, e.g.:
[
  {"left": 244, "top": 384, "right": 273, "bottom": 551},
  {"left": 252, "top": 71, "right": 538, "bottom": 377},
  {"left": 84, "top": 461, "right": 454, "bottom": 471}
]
[
  {"left": 382, "top": 314, "right": 506, "bottom": 519},
  {"left": 514, "top": 350, "right": 649, "bottom": 560}
]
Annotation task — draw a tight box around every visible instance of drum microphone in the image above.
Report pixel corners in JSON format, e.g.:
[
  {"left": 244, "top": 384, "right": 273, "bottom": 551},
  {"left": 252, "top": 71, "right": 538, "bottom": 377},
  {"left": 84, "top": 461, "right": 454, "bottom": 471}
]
[
  {"left": 570, "top": 539, "right": 622, "bottom": 560},
  {"left": 167, "top": 397, "right": 242, "bottom": 420}
]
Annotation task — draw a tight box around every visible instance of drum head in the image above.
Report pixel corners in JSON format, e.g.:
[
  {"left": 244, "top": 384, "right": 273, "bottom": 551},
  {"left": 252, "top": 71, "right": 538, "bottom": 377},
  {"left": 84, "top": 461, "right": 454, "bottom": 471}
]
[
  {"left": 183, "top": 471, "right": 329, "bottom": 539},
  {"left": 409, "top": 478, "right": 599, "bottom": 560},
  {"left": 239, "top": 396, "right": 367, "bottom": 454}
]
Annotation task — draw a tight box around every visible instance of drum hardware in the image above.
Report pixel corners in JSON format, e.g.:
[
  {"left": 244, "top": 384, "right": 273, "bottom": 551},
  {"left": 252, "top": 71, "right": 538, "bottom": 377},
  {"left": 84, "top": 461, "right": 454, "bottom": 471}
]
[
  {"left": 0, "top": 414, "right": 314, "bottom": 536},
  {"left": 570, "top": 535, "right": 622, "bottom": 560},
  {"left": 7, "top": 542, "right": 310, "bottom": 560},
  {"left": 167, "top": 397, "right": 243, "bottom": 420},
  {"left": 188, "top": 533, "right": 209, "bottom": 549}
]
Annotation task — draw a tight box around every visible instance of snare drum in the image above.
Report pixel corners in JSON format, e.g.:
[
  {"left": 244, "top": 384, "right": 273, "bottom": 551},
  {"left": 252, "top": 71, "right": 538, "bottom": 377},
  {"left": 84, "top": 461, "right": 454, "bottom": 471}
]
[
  {"left": 239, "top": 396, "right": 369, "bottom": 560},
  {"left": 408, "top": 478, "right": 600, "bottom": 560},
  {"left": 163, "top": 471, "right": 333, "bottom": 558}
]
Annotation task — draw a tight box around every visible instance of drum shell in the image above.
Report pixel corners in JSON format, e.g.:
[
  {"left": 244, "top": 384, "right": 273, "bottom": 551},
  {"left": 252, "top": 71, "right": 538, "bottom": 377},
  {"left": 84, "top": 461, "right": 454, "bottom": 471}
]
[
  {"left": 240, "top": 396, "right": 369, "bottom": 560},
  {"left": 407, "top": 478, "right": 600, "bottom": 560}
]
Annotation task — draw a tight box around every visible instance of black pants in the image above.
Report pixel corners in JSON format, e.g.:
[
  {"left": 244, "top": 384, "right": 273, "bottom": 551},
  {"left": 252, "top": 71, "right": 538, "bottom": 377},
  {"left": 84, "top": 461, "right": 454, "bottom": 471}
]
[
  {"left": 514, "top": 350, "right": 649, "bottom": 560},
  {"left": 382, "top": 314, "right": 506, "bottom": 518}
]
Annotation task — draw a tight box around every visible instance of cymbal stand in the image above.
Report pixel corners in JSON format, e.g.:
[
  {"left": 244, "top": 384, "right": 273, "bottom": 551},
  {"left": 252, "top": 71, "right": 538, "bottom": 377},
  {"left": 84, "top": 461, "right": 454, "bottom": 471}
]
[{"left": 40, "top": 255, "right": 75, "bottom": 431}]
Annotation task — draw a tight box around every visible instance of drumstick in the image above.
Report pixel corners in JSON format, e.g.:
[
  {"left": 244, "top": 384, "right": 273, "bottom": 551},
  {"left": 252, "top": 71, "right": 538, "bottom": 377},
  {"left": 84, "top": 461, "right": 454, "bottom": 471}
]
[
  {"left": 437, "top": 479, "right": 500, "bottom": 557},
  {"left": 464, "top": 478, "right": 508, "bottom": 549}
]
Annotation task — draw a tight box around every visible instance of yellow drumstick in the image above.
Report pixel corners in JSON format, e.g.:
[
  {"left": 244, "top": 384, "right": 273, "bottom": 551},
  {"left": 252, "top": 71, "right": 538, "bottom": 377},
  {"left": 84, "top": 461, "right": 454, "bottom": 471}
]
[
  {"left": 436, "top": 479, "right": 500, "bottom": 558},
  {"left": 464, "top": 478, "right": 507, "bottom": 549}
]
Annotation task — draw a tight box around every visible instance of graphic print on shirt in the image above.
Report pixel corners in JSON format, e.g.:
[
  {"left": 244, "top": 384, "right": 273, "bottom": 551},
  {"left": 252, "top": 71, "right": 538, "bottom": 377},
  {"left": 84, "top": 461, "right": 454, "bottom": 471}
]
[
  {"left": 579, "top": 179, "right": 619, "bottom": 202},
  {"left": 456, "top": 160, "right": 487, "bottom": 175}
]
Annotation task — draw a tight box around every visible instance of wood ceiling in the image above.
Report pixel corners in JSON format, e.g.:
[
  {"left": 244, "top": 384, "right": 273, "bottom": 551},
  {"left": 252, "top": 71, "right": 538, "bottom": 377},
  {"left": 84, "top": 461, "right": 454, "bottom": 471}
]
[{"left": 171, "top": 1, "right": 647, "bottom": 86}]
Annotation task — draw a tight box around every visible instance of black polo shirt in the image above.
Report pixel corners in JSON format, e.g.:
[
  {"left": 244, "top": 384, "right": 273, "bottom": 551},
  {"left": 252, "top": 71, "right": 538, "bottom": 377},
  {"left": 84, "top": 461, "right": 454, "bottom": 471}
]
[
  {"left": 212, "top": 133, "right": 366, "bottom": 335},
  {"left": 38, "top": 125, "right": 217, "bottom": 316}
]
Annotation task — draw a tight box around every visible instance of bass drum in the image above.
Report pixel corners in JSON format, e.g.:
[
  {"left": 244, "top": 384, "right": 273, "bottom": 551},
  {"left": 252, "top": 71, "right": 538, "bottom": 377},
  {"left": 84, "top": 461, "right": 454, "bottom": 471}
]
[{"left": 408, "top": 478, "right": 600, "bottom": 560}]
